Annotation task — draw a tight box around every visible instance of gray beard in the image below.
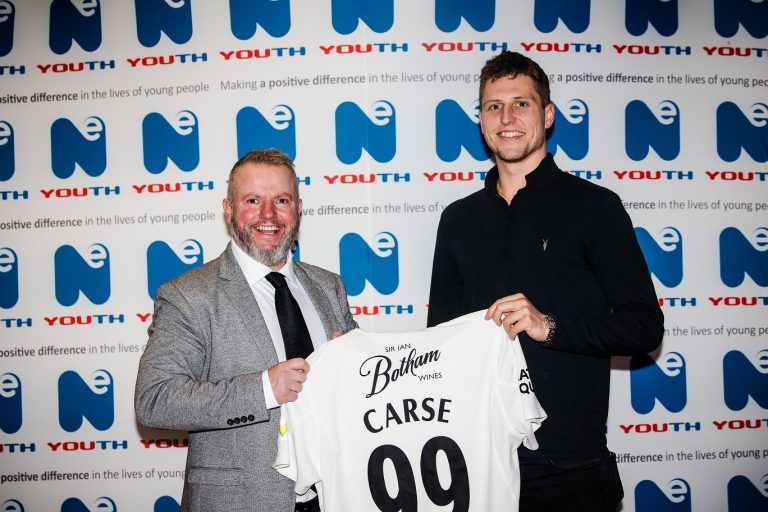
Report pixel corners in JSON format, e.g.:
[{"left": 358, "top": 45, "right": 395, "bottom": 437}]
[{"left": 231, "top": 216, "right": 300, "bottom": 268}]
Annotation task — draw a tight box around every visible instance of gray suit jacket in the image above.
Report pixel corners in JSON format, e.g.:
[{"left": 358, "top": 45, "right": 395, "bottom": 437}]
[{"left": 135, "top": 244, "right": 357, "bottom": 512}]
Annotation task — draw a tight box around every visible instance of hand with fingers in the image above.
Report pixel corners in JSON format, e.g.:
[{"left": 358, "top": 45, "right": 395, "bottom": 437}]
[
  {"left": 485, "top": 293, "right": 553, "bottom": 343},
  {"left": 268, "top": 358, "right": 310, "bottom": 404}
]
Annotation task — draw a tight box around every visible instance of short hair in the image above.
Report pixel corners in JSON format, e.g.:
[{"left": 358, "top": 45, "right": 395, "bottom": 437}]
[
  {"left": 227, "top": 148, "right": 297, "bottom": 202},
  {"left": 479, "top": 50, "right": 551, "bottom": 107}
]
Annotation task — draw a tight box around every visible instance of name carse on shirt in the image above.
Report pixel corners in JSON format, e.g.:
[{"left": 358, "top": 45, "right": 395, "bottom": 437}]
[{"left": 359, "top": 347, "right": 449, "bottom": 434}]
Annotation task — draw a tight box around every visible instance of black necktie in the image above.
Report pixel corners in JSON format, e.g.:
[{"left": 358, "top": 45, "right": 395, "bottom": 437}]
[{"left": 265, "top": 272, "right": 314, "bottom": 359}]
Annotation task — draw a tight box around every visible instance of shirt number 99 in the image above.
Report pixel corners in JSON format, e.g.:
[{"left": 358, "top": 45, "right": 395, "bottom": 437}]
[{"left": 367, "top": 435, "right": 470, "bottom": 511}]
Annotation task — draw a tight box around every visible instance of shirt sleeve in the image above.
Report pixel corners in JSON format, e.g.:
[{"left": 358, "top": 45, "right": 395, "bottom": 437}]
[
  {"left": 495, "top": 333, "right": 546, "bottom": 450},
  {"left": 511, "top": 340, "right": 546, "bottom": 449},
  {"left": 273, "top": 401, "right": 321, "bottom": 494},
  {"left": 427, "top": 208, "right": 464, "bottom": 327},
  {"left": 262, "top": 371, "right": 279, "bottom": 410},
  {"left": 545, "top": 193, "right": 664, "bottom": 357},
  {"left": 135, "top": 282, "right": 271, "bottom": 431}
]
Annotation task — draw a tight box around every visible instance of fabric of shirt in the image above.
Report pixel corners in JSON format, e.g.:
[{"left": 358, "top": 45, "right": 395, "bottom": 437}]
[
  {"left": 427, "top": 154, "right": 664, "bottom": 459},
  {"left": 231, "top": 241, "right": 327, "bottom": 409},
  {"left": 274, "top": 311, "right": 546, "bottom": 512}
]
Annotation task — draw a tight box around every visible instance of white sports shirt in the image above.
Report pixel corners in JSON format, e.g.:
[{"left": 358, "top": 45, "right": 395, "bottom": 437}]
[{"left": 274, "top": 311, "right": 546, "bottom": 511}]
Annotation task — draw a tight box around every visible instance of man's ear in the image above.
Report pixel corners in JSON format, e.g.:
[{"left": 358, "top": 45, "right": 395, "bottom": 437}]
[
  {"left": 222, "top": 198, "right": 232, "bottom": 223},
  {"left": 544, "top": 103, "right": 554, "bottom": 129}
]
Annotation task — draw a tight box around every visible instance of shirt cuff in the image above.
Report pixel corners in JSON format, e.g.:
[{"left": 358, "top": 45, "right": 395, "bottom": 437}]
[{"left": 262, "top": 371, "right": 279, "bottom": 410}]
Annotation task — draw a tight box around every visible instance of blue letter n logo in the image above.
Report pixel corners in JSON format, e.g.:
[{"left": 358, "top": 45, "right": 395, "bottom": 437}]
[
  {"left": 630, "top": 352, "right": 687, "bottom": 414},
  {"left": 54, "top": 243, "right": 111, "bottom": 306},
  {"left": 0, "top": 372, "right": 22, "bottom": 434},
  {"left": 719, "top": 227, "right": 768, "bottom": 287},
  {"left": 0, "top": 1, "right": 15, "bottom": 57},
  {"left": 49, "top": 0, "right": 102, "bottom": 54},
  {"left": 331, "top": 0, "right": 393, "bottom": 34},
  {"left": 716, "top": 102, "right": 768, "bottom": 163},
  {"left": 51, "top": 116, "right": 107, "bottom": 179},
  {"left": 723, "top": 350, "right": 768, "bottom": 411},
  {"left": 58, "top": 369, "right": 114, "bottom": 432},
  {"left": 435, "top": 100, "right": 489, "bottom": 162},
  {"left": 728, "top": 475, "right": 768, "bottom": 511},
  {"left": 435, "top": 0, "right": 494, "bottom": 32},
  {"left": 635, "top": 227, "right": 683, "bottom": 288},
  {"left": 634, "top": 479, "right": 691, "bottom": 512},
  {"left": 625, "top": 100, "right": 680, "bottom": 161},
  {"left": 0, "top": 247, "right": 18, "bottom": 309},
  {"left": 339, "top": 232, "right": 399, "bottom": 296},
  {"left": 335, "top": 101, "right": 396, "bottom": 164},
  {"left": 135, "top": 0, "right": 193, "bottom": 47},
  {"left": 0, "top": 120, "right": 14, "bottom": 181},
  {"left": 533, "top": 0, "right": 590, "bottom": 33},
  {"left": 236, "top": 105, "right": 296, "bottom": 160},
  {"left": 714, "top": 0, "right": 768, "bottom": 38},
  {"left": 230, "top": 0, "right": 290, "bottom": 38},
  {"left": 625, "top": 0, "right": 678, "bottom": 36},
  {"left": 146, "top": 239, "right": 204, "bottom": 299},
  {"left": 142, "top": 110, "right": 199, "bottom": 173},
  {"left": 546, "top": 99, "right": 589, "bottom": 160}
]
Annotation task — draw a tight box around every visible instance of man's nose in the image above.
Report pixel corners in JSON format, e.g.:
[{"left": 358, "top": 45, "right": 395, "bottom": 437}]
[
  {"left": 500, "top": 104, "right": 515, "bottom": 124},
  {"left": 260, "top": 201, "right": 276, "bottom": 218}
]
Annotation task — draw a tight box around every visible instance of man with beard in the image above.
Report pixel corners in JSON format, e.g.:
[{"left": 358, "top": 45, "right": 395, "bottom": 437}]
[
  {"left": 427, "top": 51, "right": 663, "bottom": 511},
  {"left": 136, "top": 149, "right": 357, "bottom": 512}
]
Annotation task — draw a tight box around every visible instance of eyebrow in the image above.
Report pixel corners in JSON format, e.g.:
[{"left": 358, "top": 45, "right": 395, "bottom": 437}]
[{"left": 482, "top": 95, "right": 534, "bottom": 105}]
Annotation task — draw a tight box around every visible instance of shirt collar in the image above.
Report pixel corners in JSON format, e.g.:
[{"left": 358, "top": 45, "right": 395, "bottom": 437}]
[
  {"left": 484, "top": 153, "right": 559, "bottom": 198},
  {"left": 230, "top": 239, "right": 295, "bottom": 286}
]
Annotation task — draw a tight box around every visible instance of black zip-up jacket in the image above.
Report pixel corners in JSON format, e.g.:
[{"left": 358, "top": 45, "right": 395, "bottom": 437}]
[{"left": 427, "top": 153, "right": 664, "bottom": 458}]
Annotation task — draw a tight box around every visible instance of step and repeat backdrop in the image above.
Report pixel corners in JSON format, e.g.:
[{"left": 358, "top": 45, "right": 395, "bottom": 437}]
[{"left": 0, "top": 1, "right": 766, "bottom": 511}]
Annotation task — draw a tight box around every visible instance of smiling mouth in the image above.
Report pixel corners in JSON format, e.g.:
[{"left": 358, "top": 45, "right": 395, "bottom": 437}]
[
  {"left": 254, "top": 225, "right": 281, "bottom": 233},
  {"left": 499, "top": 130, "right": 525, "bottom": 138}
]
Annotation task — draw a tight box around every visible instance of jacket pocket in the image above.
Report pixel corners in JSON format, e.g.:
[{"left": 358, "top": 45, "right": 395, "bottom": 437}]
[
  {"left": 188, "top": 466, "right": 244, "bottom": 485},
  {"left": 186, "top": 467, "right": 245, "bottom": 512}
]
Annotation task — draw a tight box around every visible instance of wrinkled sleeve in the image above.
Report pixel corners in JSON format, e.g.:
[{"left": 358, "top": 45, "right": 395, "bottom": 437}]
[
  {"left": 274, "top": 400, "right": 321, "bottom": 494},
  {"left": 545, "top": 193, "right": 664, "bottom": 357},
  {"left": 496, "top": 333, "right": 546, "bottom": 450},
  {"left": 134, "top": 282, "right": 269, "bottom": 432}
]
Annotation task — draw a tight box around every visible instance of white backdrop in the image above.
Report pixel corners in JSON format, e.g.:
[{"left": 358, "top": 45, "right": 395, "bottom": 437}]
[{"left": 0, "top": 1, "right": 766, "bottom": 511}]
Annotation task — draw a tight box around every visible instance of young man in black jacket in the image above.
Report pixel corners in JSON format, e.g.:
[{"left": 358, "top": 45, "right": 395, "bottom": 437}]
[{"left": 427, "top": 50, "right": 664, "bottom": 511}]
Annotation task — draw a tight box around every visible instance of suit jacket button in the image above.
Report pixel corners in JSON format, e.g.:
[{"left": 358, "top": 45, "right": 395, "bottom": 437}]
[
  {"left": 227, "top": 419, "right": 234, "bottom": 426},
  {"left": 234, "top": 417, "right": 241, "bottom": 424},
  {"left": 240, "top": 415, "right": 248, "bottom": 423},
  {"left": 248, "top": 414, "right": 255, "bottom": 422}
]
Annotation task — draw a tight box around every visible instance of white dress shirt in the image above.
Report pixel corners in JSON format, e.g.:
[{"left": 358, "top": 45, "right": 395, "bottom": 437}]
[{"left": 230, "top": 241, "right": 328, "bottom": 409}]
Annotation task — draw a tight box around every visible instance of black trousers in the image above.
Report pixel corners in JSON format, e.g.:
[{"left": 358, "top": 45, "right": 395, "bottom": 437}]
[{"left": 519, "top": 452, "right": 624, "bottom": 512}]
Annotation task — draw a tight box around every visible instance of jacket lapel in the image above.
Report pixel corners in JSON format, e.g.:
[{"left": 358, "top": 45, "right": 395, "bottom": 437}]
[
  {"left": 293, "top": 262, "right": 339, "bottom": 339},
  {"left": 218, "top": 243, "right": 279, "bottom": 367}
]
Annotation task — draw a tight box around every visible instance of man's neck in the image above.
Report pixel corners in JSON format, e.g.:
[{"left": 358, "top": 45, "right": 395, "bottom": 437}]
[
  {"left": 495, "top": 153, "right": 546, "bottom": 203},
  {"left": 269, "top": 260, "right": 288, "bottom": 272}
]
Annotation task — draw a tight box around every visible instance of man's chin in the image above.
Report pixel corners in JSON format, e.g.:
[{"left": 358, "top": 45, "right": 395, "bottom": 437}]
[
  {"left": 495, "top": 149, "right": 527, "bottom": 163},
  {"left": 254, "top": 250, "right": 288, "bottom": 268},
  {"left": 250, "top": 241, "right": 293, "bottom": 267},
  {"left": 253, "top": 243, "right": 284, "bottom": 257}
]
